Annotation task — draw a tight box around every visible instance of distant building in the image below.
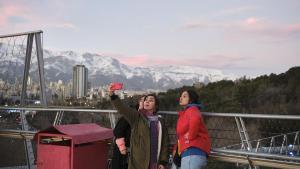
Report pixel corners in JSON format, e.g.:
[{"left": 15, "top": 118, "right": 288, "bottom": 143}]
[
  {"left": 72, "top": 65, "right": 88, "bottom": 98},
  {"left": 64, "top": 81, "right": 72, "bottom": 98}
]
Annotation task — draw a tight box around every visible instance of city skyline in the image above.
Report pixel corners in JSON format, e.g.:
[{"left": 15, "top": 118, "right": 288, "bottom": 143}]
[{"left": 0, "top": 0, "right": 300, "bottom": 77}]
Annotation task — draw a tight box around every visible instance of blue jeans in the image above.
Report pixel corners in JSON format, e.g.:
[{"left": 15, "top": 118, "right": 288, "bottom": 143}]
[{"left": 181, "top": 155, "right": 207, "bottom": 169}]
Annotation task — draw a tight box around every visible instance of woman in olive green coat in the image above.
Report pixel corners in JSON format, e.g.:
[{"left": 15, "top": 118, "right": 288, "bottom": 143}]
[{"left": 109, "top": 84, "right": 169, "bottom": 169}]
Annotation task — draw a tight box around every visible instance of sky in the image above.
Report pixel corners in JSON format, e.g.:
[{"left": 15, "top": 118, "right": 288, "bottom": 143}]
[{"left": 0, "top": 0, "right": 300, "bottom": 77}]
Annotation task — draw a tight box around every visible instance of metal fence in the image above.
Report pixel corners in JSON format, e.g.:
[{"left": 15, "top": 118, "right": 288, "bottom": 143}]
[{"left": 0, "top": 107, "right": 300, "bottom": 169}]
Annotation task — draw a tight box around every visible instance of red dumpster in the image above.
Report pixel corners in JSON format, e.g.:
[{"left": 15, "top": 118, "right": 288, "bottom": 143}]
[{"left": 35, "top": 123, "right": 113, "bottom": 169}]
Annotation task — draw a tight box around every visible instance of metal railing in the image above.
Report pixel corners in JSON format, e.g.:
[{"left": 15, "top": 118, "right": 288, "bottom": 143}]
[{"left": 0, "top": 107, "right": 300, "bottom": 169}]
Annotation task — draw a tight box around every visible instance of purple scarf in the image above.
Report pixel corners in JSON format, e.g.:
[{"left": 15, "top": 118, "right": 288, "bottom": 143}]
[{"left": 147, "top": 115, "right": 159, "bottom": 169}]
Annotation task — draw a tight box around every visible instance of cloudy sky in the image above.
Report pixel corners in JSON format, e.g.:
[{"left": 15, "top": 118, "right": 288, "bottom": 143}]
[{"left": 0, "top": 0, "right": 299, "bottom": 77}]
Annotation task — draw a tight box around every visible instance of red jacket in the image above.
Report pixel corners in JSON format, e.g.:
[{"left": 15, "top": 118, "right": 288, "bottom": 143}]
[{"left": 176, "top": 105, "right": 211, "bottom": 155}]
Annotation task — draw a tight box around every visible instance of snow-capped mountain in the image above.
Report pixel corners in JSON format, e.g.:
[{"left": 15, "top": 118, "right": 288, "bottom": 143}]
[{"left": 0, "top": 43, "right": 237, "bottom": 90}]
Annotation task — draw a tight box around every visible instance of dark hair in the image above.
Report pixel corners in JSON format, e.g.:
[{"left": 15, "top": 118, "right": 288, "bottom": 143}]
[
  {"left": 135, "top": 95, "right": 146, "bottom": 110},
  {"left": 145, "top": 93, "right": 159, "bottom": 114},
  {"left": 185, "top": 90, "right": 199, "bottom": 104}
]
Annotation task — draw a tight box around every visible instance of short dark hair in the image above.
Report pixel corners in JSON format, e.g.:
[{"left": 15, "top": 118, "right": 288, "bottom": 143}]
[
  {"left": 185, "top": 90, "right": 199, "bottom": 104},
  {"left": 145, "top": 93, "right": 159, "bottom": 114}
]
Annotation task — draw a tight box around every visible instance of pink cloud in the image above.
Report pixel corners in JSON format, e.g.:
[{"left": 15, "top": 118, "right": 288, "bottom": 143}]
[
  {"left": 181, "top": 17, "right": 300, "bottom": 40},
  {"left": 0, "top": 2, "right": 29, "bottom": 27},
  {"left": 118, "top": 55, "right": 149, "bottom": 66},
  {"left": 243, "top": 17, "right": 259, "bottom": 25},
  {"left": 0, "top": 1, "right": 77, "bottom": 33},
  {"left": 284, "top": 23, "right": 300, "bottom": 34},
  {"left": 115, "top": 53, "right": 247, "bottom": 70},
  {"left": 180, "top": 54, "right": 248, "bottom": 69},
  {"left": 238, "top": 17, "right": 271, "bottom": 34},
  {"left": 117, "top": 55, "right": 196, "bottom": 67},
  {"left": 99, "top": 51, "right": 251, "bottom": 71},
  {"left": 181, "top": 6, "right": 259, "bottom": 31},
  {"left": 239, "top": 18, "right": 300, "bottom": 38}
]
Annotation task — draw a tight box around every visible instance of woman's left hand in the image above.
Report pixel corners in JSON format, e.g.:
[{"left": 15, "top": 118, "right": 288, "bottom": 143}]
[
  {"left": 184, "top": 132, "right": 189, "bottom": 140},
  {"left": 158, "top": 164, "right": 165, "bottom": 169},
  {"left": 184, "top": 132, "right": 190, "bottom": 144}
]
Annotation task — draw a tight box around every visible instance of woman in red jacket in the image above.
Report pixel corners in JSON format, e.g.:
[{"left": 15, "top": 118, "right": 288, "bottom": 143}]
[{"left": 174, "top": 90, "right": 211, "bottom": 169}]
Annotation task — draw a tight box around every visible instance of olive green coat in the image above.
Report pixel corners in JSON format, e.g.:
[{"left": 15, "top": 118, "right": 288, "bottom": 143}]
[{"left": 111, "top": 96, "right": 169, "bottom": 169}]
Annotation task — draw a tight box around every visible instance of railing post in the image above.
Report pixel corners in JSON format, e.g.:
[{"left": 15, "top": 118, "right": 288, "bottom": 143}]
[
  {"left": 268, "top": 137, "right": 275, "bottom": 153},
  {"left": 235, "top": 117, "right": 252, "bottom": 151},
  {"left": 235, "top": 117, "right": 258, "bottom": 169},
  {"left": 109, "top": 112, "right": 116, "bottom": 129},
  {"left": 255, "top": 140, "right": 261, "bottom": 152},
  {"left": 280, "top": 135, "right": 287, "bottom": 154},
  {"left": 53, "top": 110, "right": 64, "bottom": 125},
  {"left": 20, "top": 110, "right": 35, "bottom": 169}
]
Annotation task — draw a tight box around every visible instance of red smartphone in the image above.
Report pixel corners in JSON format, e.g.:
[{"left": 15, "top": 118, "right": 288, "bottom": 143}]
[{"left": 111, "top": 82, "right": 123, "bottom": 90}]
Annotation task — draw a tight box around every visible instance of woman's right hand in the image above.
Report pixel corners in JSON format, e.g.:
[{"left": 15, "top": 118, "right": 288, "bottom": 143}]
[{"left": 108, "top": 83, "right": 115, "bottom": 96}]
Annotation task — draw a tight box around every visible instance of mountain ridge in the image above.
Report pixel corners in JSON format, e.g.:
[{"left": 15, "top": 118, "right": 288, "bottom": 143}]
[{"left": 0, "top": 43, "right": 237, "bottom": 90}]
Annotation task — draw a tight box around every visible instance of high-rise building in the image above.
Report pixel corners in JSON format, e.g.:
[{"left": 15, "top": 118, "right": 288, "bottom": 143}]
[{"left": 72, "top": 65, "right": 88, "bottom": 98}]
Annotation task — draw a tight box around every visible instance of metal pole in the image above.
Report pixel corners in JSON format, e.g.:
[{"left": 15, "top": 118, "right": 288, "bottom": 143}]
[
  {"left": 21, "top": 33, "right": 34, "bottom": 106},
  {"left": 35, "top": 32, "right": 47, "bottom": 107},
  {"left": 0, "top": 30, "right": 43, "bottom": 38}
]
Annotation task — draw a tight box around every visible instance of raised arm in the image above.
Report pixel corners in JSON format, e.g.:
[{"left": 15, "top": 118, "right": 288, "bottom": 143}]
[{"left": 108, "top": 83, "right": 140, "bottom": 126}]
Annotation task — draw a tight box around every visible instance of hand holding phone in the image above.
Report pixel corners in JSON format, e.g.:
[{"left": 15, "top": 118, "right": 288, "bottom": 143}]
[{"left": 111, "top": 82, "right": 123, "bottom": 90}]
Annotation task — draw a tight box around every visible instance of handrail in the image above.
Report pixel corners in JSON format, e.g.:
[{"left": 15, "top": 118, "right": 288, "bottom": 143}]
[
  {"left": 1, "top": 107, "right": 300, "bottom": 119},
  {"left": 210, "top": 151, "right": 300, "bottom": 169},
  {"left": 0, "top": 107, "right": 116, "bottom": 113}
]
